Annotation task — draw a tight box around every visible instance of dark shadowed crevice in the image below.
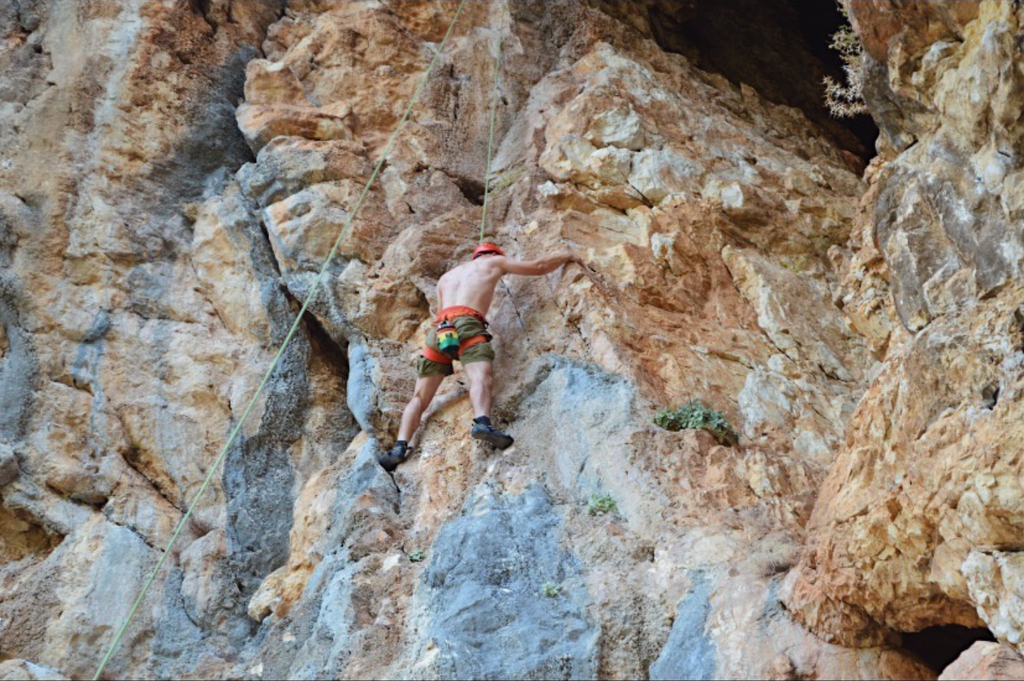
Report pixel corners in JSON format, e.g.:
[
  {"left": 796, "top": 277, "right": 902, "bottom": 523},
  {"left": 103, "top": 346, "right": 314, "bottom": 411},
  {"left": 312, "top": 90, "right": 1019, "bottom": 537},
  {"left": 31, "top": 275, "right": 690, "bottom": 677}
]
[
  {"left": 900, "top": 625, "right": 996, "bottom": 674},
  {"left": 301, "top": 307, "right": 350, "bottom": 383},
  {"left": 188, "top": 0, "right": 217, "bottom": 31},
  {"left": 981, "top": 381, "right": 1000, "bottom": 409},
  {"left": 0, "top": 504, "right": 61, "bottom": 564},
  {"left": 222, "top": 329, "right": 309, "bottom": 642},
  {"left": 451, "top": 175, "right": 486, "bottom": 206},
  {"left": 644, "top": 0, "right": 879, "bottom": 164},
  {"left": 138, "top": 2, "right": 286, "bottom": 226}
]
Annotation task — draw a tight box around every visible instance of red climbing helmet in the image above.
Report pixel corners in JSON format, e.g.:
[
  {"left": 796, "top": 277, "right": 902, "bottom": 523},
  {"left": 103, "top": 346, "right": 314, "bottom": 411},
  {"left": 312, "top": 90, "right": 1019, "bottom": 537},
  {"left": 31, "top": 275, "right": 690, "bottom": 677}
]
[{"left": 473, "top": 242, "right": 505, "bottom": 260}]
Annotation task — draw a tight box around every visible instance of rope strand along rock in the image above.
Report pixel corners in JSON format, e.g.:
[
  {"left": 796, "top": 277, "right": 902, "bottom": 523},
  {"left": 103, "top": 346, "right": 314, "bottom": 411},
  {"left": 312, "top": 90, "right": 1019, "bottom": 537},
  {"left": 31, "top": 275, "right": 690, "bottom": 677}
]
[
  {"left": 478, "top": 7, "right": 504, "bottom": 245},
  {"left": 91, "top": 2, "right": 469, "bottom": 678}
]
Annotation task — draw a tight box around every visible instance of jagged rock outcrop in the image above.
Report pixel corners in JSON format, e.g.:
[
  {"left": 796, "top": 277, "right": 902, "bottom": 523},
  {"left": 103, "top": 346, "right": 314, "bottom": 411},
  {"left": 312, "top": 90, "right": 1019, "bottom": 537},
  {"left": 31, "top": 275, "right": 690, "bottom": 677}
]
[
  {"left": 0, "top": 1, "right": 306, "bottom": 676},
  {"left": 1, "top": 0, "right": 1020, "bottom": 679},
  {"left": 939, "top": 641, "right": 1024, "bottom": 681},
  {"left": 783, "top": 0, "right": 1024, "bottom": 672}
]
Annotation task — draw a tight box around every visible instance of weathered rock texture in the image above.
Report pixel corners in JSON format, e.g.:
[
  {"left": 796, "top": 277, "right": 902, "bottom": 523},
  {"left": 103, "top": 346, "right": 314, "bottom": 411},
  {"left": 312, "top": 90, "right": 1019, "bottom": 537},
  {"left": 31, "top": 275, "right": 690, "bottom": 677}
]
[
  {"left": 782, "top": 0, "right": 1024, "bottom": 669},
  {"left": 0, "top": 0, "right": 1017, "bottom": 679},
  {"left": 939, "top": 642, "right": 1024, "bottom": 681}
]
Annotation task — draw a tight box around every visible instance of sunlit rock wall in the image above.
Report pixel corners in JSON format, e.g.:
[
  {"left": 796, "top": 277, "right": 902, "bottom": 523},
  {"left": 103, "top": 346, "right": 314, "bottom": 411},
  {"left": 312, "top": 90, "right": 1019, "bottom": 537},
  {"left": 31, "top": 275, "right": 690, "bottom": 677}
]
[
  {"left": 784, "top": 0, "right": 1024, "bottom": 671},
  {"left": 2, "top": 1, "right": 1018, "bottom": 679}
]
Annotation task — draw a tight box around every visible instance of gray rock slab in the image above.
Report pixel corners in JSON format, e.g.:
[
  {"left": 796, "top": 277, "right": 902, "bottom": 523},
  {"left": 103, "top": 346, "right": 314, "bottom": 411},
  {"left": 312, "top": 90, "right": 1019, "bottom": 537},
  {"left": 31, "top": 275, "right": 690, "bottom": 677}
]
[
  {"left": 649, "top": 571, "right": 718, "bottom": 681},
  {"left": 413, "top": 484, "right": 598, "bottom": 680},
  {"left": 239, "top": 440, "right": 399, "bottom": 680}
]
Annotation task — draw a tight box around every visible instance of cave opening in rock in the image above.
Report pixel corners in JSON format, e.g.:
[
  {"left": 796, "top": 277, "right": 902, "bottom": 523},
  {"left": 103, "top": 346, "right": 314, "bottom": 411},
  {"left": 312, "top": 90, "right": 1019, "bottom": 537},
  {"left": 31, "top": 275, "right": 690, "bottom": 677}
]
[
  {"left": 643, "top": 0, "right": 879, "bottom": 164},
  {"left": 900, "top": 625, "right": 997, "bottom": 673}
]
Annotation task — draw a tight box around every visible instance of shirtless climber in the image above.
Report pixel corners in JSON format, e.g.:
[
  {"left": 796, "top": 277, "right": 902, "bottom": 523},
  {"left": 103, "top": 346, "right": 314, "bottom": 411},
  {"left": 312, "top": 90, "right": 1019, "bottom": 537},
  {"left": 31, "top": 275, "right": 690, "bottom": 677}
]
[{"left": 377, "top": 242, "right": 582, "bottom": 471}]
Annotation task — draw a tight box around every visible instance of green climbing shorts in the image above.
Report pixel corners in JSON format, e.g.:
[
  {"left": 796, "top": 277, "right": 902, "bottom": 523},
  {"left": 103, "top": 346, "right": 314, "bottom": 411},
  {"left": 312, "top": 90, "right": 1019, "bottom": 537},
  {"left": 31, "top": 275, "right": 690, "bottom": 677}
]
[{"left": 416, "top": 315, "right": 495, "bottom": 378}]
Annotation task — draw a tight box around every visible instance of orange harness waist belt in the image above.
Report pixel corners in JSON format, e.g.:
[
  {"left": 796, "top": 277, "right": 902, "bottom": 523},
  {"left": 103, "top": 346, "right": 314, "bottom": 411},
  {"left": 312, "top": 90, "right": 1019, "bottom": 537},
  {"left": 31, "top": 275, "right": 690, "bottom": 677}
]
[
  {"left": 434, "top": 305, "right": 487, "bottom": 324},
  {"left": 422, "top": 306, "right": 489, "bottom": 365},
  {"left": 422, "top": 335, "right": 488, "bottom": 364}
]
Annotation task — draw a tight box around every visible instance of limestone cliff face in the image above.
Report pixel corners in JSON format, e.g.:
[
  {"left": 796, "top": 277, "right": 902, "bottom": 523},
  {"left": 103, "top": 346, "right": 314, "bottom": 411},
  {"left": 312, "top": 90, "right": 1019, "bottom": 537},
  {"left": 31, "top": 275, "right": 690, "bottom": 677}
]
[
  {"left": 783, "top": 0, "right": 1024, "bottom": 656},
  {"left": 0, "top": 1, "right": 1020, "bottom": 680}
]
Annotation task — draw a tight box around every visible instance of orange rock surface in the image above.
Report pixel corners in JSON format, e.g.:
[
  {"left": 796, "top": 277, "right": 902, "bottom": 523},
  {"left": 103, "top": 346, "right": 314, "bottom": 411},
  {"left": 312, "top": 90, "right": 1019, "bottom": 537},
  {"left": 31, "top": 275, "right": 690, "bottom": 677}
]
[{"left": 0, "top": 1, "right": 1018, "bottom": 680}]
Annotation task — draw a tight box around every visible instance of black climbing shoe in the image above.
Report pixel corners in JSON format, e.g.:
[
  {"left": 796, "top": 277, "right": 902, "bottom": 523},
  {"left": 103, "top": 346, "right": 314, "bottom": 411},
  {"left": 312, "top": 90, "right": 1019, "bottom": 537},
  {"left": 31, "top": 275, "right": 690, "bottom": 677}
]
[
  {"left": 377, "top": 442, "right": 409, "bottom": 472},
  {"left": 471, "top": 422, "right": 514, "bottom": 449}
]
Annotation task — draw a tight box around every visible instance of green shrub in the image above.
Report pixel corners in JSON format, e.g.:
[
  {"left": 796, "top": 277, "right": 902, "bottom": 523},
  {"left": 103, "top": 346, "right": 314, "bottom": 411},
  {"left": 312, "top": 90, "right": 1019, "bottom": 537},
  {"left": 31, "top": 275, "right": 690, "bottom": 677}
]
[
  {"left": 408, "top": 549, "right": 426, "bottom": 563},
  {"left": 587, "top": 493, "right": 617, "bottom": 516},
  {"left": 541, "top": 582, "right": 562, "bottom": 598},
  {"left": 653, "top": 408, "right": 685, "bottom": 431},
  {"left": 653, "top": 400, "right": 739, "bottom": 446}
]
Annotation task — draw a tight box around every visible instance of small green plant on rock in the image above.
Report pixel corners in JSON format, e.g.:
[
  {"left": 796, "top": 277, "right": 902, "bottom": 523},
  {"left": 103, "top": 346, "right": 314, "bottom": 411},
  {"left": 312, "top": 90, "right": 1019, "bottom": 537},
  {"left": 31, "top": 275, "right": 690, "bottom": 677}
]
[
  {"left": 541, "top": 582, "right": 562, "bottom": 598},
  {"left": 653, "top": 400, "right": 739, "bottom": 446},
  {"left": 653, "top": 408, "right": 685, "bottom": 431},
  {"left": 587, "top": 493, "right": 617, "bottom": 516},
  {"left": 408, "top": 549, "right": 426, "bottom": 563}
]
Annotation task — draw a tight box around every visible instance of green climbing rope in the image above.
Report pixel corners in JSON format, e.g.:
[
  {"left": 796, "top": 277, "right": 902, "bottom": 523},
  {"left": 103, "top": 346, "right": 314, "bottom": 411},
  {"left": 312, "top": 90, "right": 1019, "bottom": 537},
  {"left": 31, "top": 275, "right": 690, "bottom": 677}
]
[
  {"left": 91, "top": 2, "right": 469, "bottom": 678},
  {"left": 478, "top": 12, "right": 503, "bottom": 244}
]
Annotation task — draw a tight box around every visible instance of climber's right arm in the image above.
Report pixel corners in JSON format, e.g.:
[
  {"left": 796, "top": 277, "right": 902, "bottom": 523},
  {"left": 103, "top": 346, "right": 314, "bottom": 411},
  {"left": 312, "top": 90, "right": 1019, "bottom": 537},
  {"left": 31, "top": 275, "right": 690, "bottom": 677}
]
[{"left": 497, "top": 252, "right": 580, "bottom": 277}]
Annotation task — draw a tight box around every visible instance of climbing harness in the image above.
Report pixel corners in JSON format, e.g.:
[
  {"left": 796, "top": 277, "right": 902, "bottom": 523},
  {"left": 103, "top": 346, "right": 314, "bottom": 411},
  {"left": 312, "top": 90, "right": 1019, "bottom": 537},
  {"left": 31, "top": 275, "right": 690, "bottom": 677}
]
[
  {"left": 91, "top": 2, "right": 470, "bottom": 678},
  {"left": 425, "top": 15, "right": 504, "bottom": 368},
  {"left": 423, "top": 306, "right": 491, "bottom": 365},
  {"left": 435, "top": 305, "right": 488, "bottom": 325}
]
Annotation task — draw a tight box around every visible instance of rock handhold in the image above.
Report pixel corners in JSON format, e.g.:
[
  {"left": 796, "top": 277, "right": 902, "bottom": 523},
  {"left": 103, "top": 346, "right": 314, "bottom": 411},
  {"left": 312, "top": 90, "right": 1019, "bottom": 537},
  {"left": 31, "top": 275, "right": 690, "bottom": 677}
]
[{"left": 0, "top": 659, "right": 68, "bottom": 681}]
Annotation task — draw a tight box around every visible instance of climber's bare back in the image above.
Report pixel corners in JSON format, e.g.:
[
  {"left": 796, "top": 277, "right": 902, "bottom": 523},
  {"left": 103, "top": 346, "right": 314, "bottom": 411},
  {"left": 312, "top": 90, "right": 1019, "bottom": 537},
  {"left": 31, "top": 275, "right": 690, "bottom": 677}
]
[
  {"left": 436, "top": 256, "right": 505, "bottom": 315},
  {"left": 435, "top": 250, "right": 581, "bottom": 316}
]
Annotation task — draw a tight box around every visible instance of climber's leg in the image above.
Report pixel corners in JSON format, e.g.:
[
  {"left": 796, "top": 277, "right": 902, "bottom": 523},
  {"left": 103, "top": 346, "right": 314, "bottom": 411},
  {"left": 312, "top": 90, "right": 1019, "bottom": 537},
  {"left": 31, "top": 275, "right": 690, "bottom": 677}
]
[
  {"left": 462, "top": 356, "right": 494, "bottom": 420},
  {"left": 463, "top": 359, "right": 514, "bottom": 449},
  {"left": 399, "top": 374, "right": 446, "bottom": 442},
  {"left": 378, "top": 374, "right": 445, "bottom": 472}
]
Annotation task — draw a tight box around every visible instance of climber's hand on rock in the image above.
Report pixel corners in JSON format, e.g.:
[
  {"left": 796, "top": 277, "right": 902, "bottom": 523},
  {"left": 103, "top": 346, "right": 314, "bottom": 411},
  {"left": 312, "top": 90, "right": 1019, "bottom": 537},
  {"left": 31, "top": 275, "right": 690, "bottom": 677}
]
[
  {"left": 555, "top": 243, "right": 589, "bottom": 271},
  {"left": 569, "top": 254, "right": 596, "bottom": 273}
]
